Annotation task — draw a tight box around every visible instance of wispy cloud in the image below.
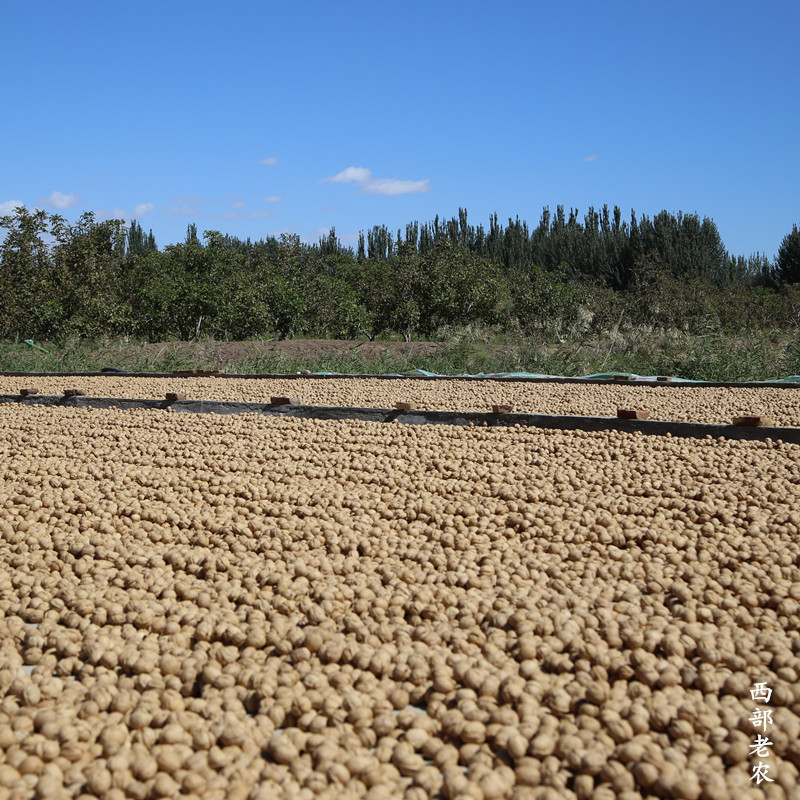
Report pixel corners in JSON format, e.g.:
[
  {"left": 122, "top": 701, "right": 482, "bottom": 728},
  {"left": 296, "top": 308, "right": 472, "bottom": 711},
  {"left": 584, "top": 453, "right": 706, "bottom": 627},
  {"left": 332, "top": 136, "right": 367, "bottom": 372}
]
[
  {"left": 0, "top": 199, "right": 25, "bottom": 216},
  {"left": 581, "top": 154, "right": 598, "bottom": 162},
  {"left": 94, "top": 204, "right": 154, "bottom": 222},
  {"left": 42, "top": 191, "right": 81, "bottom": 210},
  {"left": 165, "top": 195, "right": 278, "bottom": 221},
  {"left": 167, "top": 204, "right": 198, "bottom": 217},
  {"left": 323, "top": 166, "right": 372, "bottom": 185},
  {"left": 264, "top": 195, "right": 282, "bottom": 203},
  {"left": 320, "top": 166, "right": 431, "bottom": 195},
  {"left": 134, "top": 202, "right": 155, "bottom": 217},
  {"left": 364, "top": 178, "right": 431, "bottom": 195},
  {"left": 259, "top": 157, "right": 278, "bottom": 167}
]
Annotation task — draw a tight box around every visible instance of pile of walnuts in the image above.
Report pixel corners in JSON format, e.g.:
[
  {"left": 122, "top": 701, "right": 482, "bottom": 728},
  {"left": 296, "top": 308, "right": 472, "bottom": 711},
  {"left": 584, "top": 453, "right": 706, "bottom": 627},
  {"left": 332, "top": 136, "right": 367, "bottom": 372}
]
[{"left": 0, "top": 404, "right": 798, "bottom": 799}]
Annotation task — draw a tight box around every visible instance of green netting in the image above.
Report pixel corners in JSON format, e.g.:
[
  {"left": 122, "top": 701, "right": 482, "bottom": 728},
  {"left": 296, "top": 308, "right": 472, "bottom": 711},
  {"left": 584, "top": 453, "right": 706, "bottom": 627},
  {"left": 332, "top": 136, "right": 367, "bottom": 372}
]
[{"left": 302, "top": 368, "right": 800, "bottom": 383}]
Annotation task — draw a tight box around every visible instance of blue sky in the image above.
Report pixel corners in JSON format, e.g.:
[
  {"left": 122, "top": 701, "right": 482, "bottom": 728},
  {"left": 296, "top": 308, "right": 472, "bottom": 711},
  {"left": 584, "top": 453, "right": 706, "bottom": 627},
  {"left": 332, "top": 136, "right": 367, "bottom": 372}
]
[{"left": 1, "top": 0, "right": 797, "bottom": 258}]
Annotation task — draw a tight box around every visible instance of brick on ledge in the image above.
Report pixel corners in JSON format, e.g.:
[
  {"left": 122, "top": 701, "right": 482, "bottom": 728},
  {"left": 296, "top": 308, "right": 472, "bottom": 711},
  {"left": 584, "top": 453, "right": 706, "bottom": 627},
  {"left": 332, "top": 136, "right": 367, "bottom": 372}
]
[
  {"left": 732, "top": 415, "right": 773, "bottom": 427},
  {"left": 617, "top": 408, "right": 649, "bottom": 420}
]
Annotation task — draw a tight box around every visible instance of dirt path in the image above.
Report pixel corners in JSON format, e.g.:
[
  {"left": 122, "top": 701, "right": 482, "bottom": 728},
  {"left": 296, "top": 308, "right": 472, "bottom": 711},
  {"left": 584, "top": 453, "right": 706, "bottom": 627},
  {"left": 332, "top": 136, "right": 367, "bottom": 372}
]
[{"left": 93, "top": 339, "right": 447, "bottom": 367}]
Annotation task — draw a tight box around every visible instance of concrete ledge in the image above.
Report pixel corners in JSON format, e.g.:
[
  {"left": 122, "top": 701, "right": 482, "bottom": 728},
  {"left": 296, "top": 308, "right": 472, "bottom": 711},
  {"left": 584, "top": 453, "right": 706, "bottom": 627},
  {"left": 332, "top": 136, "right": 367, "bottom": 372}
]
[{"left": 2, "top": 393, "right": 799, "bottom": 443}]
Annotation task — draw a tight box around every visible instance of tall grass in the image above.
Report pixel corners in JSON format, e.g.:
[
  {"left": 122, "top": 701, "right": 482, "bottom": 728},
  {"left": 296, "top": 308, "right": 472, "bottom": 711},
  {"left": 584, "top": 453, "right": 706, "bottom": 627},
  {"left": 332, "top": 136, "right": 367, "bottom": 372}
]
[{"left": 1, "top": 330, "right": 798, "bottom": 382}]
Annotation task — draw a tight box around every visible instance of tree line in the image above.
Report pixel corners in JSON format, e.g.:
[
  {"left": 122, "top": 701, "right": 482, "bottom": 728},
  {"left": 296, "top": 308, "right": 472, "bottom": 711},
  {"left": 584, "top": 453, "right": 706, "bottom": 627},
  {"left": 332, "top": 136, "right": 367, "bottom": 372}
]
[{"left": 1, "top": 205, "right": 799, "bottom": 343}]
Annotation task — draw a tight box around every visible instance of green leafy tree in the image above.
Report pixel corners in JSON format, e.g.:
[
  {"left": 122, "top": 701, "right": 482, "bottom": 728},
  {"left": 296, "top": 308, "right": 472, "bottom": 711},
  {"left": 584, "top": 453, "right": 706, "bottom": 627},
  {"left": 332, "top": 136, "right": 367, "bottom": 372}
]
[
  {"left": 158, "top": 229, "right": 255, "bottom": 341},
  {"left": 777, "top": 224, "right": 800, "bottom": 284},
  {"left": 123, "top": 249, "right": 180, "bottom": 341},
  {"left": 200, "top": 231, "right": 252, "bottom": 339},
  {"left": 626, "top": 255, "right": 718, "bottom": 333},
  {"left": 305, "top": 255, "right": 372, "bottom": 338},
  {"left": 259, "top": 233, "right": 308, "bottom": 339},
  {"left": 261, "top": 272, "right": 305, "bottom": 339},
  {"left": 421, "top": 243, "right": 506, "bottom": 333},
  {"left": 348, "top": 257, "right": 396, "bottom": 340},
  {"left": 511, "top": 264, "right": 583, "bottom": 336},
  {"left": 0, "top": 206, "right": 55, "bottom": 338},
  {"left": 154, "top": 234, "right": 211, "bottom": 340},
  {"left": 49, "top": 212, "right": 128, "bottom": 339},
  {"left": 388, "top": 243, "right": 426, "bottom": 341}
]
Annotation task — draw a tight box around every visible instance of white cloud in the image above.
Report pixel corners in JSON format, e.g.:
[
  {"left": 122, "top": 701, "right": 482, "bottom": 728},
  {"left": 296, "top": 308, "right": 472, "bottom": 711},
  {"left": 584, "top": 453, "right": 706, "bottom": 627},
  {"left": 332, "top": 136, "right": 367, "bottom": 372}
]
[
  {"left": 134, "top": 202, "right": 155, "bottom": 217},
  {"left": 171, "top": 194, "right": 199, "bottom": 204},
  {"left": 320, "top": 166, "right": 431, "bottom": 195},
  {"left": 91, "top": 205, "right": 153, "bottom": 222},
  {"left": 264, "top": 195, "right": 282, "bottom": 203},
  {"left": 322, "top": 166, "right": 373, "bottom": 185},
  {"left": 581, "top": 154, "right": 598, "bottom": 162},
  {"left": 0, "top": 200, "right": 25, "bottom": 216},
  {"left": 362, "top": 177, "right": 431, "bottom": 196},
  {"left": 43, "top": 191, "right": 81, "bottom": 210},
  {"left": 259, "top": 157, "right": 278, "bottom": 166},
  {"left": 230, "top": 200, "right": 245, "bottom": 209}
]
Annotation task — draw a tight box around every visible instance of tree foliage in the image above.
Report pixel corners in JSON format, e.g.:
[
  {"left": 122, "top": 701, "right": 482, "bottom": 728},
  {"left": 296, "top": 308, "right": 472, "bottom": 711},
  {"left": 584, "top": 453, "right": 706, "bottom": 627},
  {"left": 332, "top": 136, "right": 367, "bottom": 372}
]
[
  {"left": 0, "top": 205, "right": 794, "bottom": 344},
  {"left": 777, "top": 224, "right": 800, "bottom": 285}
]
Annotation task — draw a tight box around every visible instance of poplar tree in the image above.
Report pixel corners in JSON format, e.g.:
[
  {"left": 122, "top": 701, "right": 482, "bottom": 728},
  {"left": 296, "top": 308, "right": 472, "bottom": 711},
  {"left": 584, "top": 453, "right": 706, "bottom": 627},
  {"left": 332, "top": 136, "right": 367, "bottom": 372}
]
[{"left": 777, "top": 224, "right": 800, "bottom": 284}]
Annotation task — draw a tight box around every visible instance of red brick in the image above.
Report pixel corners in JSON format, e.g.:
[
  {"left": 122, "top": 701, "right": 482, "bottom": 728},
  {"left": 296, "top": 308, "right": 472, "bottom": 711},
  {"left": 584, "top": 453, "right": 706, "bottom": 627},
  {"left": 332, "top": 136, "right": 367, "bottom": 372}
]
[{"left": 617, "top": 408, "right": 649, "bottom": 420}]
